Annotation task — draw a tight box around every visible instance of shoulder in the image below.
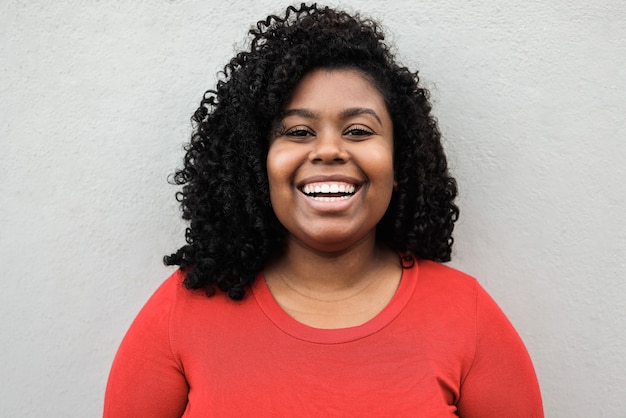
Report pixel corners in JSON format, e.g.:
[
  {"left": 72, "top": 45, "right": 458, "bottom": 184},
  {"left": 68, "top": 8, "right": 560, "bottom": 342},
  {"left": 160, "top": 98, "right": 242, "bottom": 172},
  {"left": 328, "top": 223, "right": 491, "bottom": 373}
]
[
  {"left": 412, "top": 260, "right": 533, "bottom": 358},
  {"left": 399, "top": 260, "right": 482, "bottom": 346},
  {"left": 412, "top": 259, "right": 514, "bottom": 325},
  {"left": 148, "top": 269, "right": 247, "bottom": 316},
  {"left": 413, "top": 259, "right": 480, "bottom": 301},
  {"left": 408, "top": 259, "right": 515, "bottom": 348},
  {"left": 130, "top": 269, "right": 250, "bottom": 345},
  {"left": 137, "top": 269, "right": 254, "bottom": 354}
]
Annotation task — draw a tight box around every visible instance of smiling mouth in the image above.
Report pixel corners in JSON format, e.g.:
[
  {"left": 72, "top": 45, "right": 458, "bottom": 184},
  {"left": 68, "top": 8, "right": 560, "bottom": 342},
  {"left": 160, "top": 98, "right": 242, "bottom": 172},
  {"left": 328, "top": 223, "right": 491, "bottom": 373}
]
[{"left": 300, "top": 182, "right": 358, "bottom": 201}]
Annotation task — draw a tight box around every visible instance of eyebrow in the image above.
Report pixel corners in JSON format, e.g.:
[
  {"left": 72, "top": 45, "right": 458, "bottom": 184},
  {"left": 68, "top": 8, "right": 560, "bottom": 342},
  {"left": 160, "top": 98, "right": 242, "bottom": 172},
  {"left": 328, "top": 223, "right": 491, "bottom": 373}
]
[{"left": 279, "top": 107, "right": 383, "bottom": 125}]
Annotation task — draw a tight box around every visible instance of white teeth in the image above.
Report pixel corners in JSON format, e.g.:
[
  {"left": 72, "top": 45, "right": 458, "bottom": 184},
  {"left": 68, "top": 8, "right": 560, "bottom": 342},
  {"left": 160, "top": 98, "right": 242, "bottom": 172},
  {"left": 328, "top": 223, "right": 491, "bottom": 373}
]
[
  {"left": 310, "top": 195, "right": 351, "bottom": 202},
  {"left": 301, "top": 182, "right": 357, "bottom": 196}
]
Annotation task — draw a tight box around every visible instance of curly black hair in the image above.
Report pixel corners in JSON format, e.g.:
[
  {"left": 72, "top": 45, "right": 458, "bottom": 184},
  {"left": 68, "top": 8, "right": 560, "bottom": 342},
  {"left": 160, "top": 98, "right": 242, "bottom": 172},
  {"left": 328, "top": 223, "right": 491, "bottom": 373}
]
[{"left": 164, "top": 3, "right": 459, "bottom": 300}]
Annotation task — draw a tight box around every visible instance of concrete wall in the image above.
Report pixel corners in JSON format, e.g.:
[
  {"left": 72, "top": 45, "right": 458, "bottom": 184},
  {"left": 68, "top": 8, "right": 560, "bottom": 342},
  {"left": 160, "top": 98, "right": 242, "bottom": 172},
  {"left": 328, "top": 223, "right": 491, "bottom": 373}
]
[{"left": 1, "top": 0, "right": 624, "bottom": 416}]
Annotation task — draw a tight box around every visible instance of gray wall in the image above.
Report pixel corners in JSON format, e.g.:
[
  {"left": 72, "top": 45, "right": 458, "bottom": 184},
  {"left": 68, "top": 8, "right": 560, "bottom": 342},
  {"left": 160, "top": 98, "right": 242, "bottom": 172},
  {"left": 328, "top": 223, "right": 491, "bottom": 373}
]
[{"left": 1, "top": 0, "right": 624, "bottom": 416}]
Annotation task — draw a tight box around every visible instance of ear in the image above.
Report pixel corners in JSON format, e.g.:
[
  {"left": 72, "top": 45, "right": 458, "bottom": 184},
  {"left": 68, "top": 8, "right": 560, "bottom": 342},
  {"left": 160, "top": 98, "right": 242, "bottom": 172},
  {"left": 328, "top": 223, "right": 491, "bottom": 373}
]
[{"left": 393, "top": 179, "right": 398, "bottom": 191}]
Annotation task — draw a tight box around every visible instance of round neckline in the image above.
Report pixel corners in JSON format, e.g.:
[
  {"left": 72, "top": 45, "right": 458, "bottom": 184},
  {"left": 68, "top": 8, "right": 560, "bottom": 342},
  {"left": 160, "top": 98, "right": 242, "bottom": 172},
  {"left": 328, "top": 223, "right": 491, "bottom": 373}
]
[{"left": 252, "top": 261, "right": 419, "bottom": 344}]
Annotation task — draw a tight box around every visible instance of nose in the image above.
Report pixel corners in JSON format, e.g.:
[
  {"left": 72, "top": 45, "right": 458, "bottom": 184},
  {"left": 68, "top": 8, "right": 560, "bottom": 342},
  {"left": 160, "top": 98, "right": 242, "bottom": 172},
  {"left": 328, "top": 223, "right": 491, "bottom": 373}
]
[{"left": 309, "top": 131, "right": 349, "bottom": 163}]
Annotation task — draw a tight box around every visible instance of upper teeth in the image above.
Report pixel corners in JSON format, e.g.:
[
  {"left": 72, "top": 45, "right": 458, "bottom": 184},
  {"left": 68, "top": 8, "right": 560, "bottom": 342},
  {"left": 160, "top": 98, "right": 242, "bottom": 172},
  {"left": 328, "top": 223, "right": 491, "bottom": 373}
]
[{"left": 302, "top": 183, "right": 356, "bottom": 195}]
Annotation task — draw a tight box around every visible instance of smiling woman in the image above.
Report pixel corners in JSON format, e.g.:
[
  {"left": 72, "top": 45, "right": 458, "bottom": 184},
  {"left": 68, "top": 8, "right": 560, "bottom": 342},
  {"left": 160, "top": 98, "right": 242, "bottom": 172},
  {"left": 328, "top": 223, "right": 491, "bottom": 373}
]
[
  {"left": 267, "top": 69, "right": 395, "bottom": 255},
  {"left": 104, "top": 3, "right": 544, "bottom": 417}
]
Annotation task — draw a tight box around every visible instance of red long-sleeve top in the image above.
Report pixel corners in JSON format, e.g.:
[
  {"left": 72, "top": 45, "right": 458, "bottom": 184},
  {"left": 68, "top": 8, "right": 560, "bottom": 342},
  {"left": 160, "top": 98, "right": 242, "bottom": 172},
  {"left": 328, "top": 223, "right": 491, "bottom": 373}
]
[{"left": 104, "top": 259, "right": 543, "bottom": 417}]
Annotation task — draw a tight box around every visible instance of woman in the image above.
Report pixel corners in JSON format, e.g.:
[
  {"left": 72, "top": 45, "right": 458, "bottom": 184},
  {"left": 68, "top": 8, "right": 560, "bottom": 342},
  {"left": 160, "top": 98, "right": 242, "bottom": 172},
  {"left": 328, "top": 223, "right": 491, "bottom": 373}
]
[{"left": 104, "top": 4, "right": 543, "bottom": 417}]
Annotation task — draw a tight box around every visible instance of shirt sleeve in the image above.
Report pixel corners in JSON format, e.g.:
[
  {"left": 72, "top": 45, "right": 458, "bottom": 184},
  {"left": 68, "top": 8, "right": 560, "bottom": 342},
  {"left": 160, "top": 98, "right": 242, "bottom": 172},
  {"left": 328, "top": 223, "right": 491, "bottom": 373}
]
[
  {"left": 456, "top": 282, "right": 544, "bottom": 418},
  {"left": 103, "top": 274, "right": 188, "bottom": 418}
]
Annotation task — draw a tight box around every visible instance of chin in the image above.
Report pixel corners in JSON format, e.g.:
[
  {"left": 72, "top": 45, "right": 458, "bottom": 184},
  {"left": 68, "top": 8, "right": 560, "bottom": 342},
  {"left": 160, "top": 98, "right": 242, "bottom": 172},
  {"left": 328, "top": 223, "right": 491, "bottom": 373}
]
[{"left": 294, "top": 232, "right": 375, "bottom": 254}]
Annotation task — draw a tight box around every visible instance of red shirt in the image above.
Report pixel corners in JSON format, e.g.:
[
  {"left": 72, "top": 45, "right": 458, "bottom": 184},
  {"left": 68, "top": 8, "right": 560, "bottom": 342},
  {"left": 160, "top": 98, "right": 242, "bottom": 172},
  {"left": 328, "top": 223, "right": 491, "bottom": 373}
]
[{"left": 104, "top": 260, "right": 543, "bottom": 417}]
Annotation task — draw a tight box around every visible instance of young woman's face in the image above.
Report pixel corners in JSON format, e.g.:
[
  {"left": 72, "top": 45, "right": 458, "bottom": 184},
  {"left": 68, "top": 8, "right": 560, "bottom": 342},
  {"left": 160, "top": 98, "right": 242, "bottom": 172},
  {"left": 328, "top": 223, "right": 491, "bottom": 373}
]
[{"left": 267, "top": 68, "right": 394, "bottom": 253}]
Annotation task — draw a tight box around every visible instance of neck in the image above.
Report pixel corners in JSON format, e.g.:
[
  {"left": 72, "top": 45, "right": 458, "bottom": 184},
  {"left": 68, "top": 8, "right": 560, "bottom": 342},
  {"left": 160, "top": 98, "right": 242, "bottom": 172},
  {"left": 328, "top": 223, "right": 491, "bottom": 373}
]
[
  {"left": 266, "top": 235, "right": 398, "bottom": 298},
  {"left": 263, "top": 235, "right": 403, "bottom": 328}
]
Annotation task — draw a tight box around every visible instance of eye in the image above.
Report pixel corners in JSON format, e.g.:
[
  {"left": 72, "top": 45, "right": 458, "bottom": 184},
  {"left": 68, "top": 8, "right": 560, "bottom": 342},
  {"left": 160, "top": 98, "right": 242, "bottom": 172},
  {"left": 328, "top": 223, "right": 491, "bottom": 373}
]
[
  {"left": 344, "top": 125, "right": 374, "bottom": 138},
  {"left": 285, "top": 126, "right": 314, "bottom": 138}
]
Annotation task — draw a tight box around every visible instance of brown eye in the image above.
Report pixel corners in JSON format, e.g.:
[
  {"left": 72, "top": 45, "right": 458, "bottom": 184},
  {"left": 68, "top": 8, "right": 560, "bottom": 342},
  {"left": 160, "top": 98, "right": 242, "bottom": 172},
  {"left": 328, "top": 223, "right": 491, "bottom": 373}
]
[
  {"left": 286, "top": 128, "right": 313, "bottom": 137},
  {"left": 344, "top": 125, "right": 373, "bottom": 138}
]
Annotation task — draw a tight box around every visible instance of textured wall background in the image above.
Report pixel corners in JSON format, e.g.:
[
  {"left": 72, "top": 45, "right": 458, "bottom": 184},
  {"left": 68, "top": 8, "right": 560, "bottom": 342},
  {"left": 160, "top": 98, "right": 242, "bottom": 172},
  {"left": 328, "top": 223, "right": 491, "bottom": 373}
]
[{"left": 1, "top": 1, "right": 624, "bottom": 416}]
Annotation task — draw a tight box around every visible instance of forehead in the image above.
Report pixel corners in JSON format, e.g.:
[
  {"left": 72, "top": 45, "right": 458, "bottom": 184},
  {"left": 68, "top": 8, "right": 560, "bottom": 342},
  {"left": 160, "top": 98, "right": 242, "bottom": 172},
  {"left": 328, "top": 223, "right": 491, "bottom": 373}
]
[{"left": 284, "top": 68, "right": 388, "bottom": 113}]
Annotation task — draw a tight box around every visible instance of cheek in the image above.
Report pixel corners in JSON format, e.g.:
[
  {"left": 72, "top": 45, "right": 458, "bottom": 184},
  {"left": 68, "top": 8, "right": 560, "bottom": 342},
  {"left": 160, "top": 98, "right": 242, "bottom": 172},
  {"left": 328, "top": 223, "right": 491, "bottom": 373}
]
[
  {"left": 371, "top": 150, "right": 396, "bottom": 206},
  {"left": 266, "top": 146, "right": 295, "bottom": 203},
  {"left": 365, "top": 146, "right": 395, "bottom": 182},
  {"left": 266, "top": 147, "right": 285, "bottom": 186}
]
